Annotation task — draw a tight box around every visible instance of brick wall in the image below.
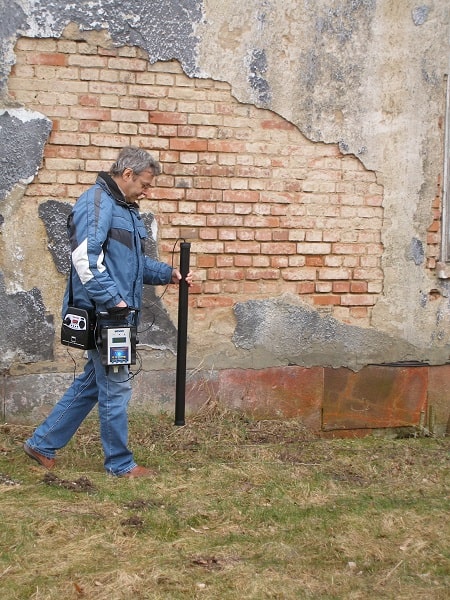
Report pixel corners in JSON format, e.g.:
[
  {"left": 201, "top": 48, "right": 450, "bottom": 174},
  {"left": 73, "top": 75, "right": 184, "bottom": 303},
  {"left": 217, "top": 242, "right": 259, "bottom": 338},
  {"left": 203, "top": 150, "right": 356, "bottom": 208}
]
[
  {"left": 426, "top": 173, "right": 442, "bottom": 270},
  {"left": 8, "top": 35, "right": 385, "bottom": 324}
]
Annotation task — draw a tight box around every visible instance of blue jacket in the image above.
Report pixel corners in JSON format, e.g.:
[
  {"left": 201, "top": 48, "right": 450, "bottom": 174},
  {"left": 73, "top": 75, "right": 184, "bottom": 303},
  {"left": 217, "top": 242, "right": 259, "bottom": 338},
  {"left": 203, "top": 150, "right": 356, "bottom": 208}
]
[{"left": 62, "top": 173, "right": 173, "bottom": 317}]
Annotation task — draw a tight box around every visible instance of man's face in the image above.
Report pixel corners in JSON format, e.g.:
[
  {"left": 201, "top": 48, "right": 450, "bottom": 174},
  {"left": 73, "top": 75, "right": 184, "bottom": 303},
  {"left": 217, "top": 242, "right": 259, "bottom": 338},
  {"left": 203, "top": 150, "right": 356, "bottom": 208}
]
[{"left": 120, "top": 168, "right": 155, "bottom": 203}]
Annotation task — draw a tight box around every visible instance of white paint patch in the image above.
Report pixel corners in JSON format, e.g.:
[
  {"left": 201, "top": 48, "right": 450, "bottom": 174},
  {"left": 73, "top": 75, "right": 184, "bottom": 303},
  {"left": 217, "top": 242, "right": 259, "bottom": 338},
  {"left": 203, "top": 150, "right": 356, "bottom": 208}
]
[
  {"left": 0, "top": 107, "right": 50, "bottom": 124},
  {"left": 6, "top": 281, "right": 25, "bottom": 294}
]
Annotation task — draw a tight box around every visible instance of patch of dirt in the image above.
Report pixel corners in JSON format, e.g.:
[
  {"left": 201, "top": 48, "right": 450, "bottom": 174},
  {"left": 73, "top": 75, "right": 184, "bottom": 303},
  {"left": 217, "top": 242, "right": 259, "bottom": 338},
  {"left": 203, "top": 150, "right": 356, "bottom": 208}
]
[
  {"left": 124, "top": 499, "right": 161, "bottom": 510},
  {"left": 190, "top": 555, "right": 241, "bottom": 571},
  {"left": 120, "top": 515, "right": 145, "bottom": 529},
  {"left": 43, "top": 472, "right": 97, "bottom": 493},
  {"left": 0, "top": 472, "right": 21, "bottom": 486}
]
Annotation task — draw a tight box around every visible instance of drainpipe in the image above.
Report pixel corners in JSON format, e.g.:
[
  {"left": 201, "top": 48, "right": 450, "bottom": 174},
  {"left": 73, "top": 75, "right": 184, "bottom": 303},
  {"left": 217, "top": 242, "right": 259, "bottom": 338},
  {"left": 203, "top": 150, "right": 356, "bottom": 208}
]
[{"left": 437, "top": 63, "right": 450, "bottom": 274}]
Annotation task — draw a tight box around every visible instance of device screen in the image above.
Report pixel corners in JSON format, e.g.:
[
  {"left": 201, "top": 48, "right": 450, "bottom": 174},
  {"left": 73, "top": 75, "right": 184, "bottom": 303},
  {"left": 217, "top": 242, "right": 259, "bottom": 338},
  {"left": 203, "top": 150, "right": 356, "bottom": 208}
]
[{"left": 110, "top": 347, "right": 129, "bottom": 363}]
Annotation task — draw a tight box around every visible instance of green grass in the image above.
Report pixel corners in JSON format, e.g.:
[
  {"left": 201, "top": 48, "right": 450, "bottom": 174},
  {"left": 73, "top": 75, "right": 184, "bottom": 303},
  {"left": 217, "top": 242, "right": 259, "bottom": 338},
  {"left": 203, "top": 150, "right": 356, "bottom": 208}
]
[{"left": 0, "top": 404, "right": 449, "bottom": 599}]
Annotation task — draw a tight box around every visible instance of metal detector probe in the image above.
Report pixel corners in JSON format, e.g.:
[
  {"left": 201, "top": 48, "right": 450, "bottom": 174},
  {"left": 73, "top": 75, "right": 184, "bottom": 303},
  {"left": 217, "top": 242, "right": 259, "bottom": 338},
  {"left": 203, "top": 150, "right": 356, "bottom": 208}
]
[{"left": 175, "top": 241, "right": 191, "bottom": 426}]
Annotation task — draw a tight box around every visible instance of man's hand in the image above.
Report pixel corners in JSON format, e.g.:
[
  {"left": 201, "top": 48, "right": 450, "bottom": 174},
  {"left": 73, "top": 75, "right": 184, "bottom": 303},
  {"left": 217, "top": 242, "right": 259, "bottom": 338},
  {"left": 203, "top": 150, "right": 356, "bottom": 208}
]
[
  {"left": 109, "top": 302, "right": 130, "bottom": 318},
  {"left": 172, "top": 269, "right": 193, "bottom": 285}
]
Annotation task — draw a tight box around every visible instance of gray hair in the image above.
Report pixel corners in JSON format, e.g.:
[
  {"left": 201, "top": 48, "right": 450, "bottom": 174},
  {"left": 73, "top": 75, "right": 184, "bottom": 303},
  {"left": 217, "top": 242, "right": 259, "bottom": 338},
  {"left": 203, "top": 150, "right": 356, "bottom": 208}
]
[{"left": 109, "top": 146, "right": 161, "bottom": 177}]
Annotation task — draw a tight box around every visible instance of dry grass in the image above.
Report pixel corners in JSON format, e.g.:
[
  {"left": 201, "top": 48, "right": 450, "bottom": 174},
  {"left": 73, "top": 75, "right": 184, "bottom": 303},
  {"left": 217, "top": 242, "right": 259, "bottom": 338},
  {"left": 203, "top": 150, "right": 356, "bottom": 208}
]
[{"left": 0, "top": 400, "right": 449, "bottom": 599}]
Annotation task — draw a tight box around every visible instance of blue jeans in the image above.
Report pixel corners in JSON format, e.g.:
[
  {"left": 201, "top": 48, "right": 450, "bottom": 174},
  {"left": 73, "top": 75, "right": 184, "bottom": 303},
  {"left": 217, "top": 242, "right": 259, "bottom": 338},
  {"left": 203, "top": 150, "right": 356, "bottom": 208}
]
[{"left": 25, "top": 349, "right": 137, "bottom": 476}]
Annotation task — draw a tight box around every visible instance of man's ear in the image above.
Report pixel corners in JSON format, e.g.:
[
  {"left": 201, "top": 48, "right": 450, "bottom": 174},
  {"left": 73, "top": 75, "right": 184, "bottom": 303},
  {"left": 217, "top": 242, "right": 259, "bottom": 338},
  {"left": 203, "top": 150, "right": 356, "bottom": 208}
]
[{"left": 122, "top": 167, "right": 133, "bottom": 180}]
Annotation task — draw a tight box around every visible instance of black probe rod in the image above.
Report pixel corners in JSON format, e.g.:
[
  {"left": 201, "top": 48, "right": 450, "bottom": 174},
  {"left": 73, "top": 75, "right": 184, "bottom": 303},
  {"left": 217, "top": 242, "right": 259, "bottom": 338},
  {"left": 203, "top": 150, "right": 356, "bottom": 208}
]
[{"left": 175, "top": 242, "right": 191, "bottom": 426}]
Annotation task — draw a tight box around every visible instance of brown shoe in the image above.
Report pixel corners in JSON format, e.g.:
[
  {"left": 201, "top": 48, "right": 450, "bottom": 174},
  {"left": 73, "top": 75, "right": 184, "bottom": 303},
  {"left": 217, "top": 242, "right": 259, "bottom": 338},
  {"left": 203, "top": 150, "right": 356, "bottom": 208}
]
[
  {"left": 120, "top": 465, "right": 156, "bottom": 478},
  {"left": 23, "top": 443, "right": 56, "bottom": 470}
]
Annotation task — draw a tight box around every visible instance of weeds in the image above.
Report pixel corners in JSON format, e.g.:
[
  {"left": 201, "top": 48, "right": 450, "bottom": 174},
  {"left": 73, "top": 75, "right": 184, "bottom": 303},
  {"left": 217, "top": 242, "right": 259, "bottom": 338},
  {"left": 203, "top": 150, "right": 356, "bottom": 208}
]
[{"left": 0, "top": 401, "right": 449, "bottom": 599}]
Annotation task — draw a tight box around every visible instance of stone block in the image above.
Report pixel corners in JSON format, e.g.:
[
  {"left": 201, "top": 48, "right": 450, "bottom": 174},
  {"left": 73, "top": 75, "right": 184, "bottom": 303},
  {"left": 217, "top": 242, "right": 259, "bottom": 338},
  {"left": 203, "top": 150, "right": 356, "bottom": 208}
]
[
  {"left": 323, "top": 365, "right": 428, "bottom": 430},
  {"left": 4, "top": 372, "right": 73, "bottom": 424},
  {"left": 130, "top": 368, "right": 219, "bottom": 416},
  {"left": 218, "top": 366, "right": 323, "bottom": 429},
  {"left": 426, "top": 365, "right": 450, "bottom": 435}
]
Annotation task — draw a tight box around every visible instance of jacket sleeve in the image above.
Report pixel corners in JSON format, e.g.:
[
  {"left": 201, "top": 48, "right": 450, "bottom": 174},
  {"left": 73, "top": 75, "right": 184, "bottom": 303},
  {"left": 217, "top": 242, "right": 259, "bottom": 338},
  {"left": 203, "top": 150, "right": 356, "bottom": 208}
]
[
  {"left": 69, "top": 187, "right": 122, "bottom": 308},
  {"left": 143, "top": 257, "right": 173, "bottom": 286}
]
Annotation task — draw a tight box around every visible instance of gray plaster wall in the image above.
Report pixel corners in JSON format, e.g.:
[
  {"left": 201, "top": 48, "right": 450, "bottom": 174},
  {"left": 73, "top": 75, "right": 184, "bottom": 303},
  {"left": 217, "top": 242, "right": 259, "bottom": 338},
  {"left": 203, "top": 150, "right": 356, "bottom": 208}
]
[{"left": 0, "top": 1, "right": 450, "bottom": 413}]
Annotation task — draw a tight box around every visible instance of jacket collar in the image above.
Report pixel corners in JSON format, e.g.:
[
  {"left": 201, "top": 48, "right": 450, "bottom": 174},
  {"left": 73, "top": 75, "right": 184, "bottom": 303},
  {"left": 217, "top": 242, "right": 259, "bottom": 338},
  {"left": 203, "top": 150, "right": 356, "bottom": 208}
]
[{"left": 96, "top": 172, "right": 139, "bottom": 209}]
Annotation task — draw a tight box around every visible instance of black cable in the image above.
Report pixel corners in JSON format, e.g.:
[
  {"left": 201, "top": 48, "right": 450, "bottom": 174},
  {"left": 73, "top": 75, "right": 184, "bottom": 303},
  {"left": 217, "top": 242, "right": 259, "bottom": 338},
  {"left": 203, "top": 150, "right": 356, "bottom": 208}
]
[
  {"left": 137, "top": 237, "right": 184, "bottom": 335},
  {"left": 66, "top": 347, "right": 78, "bottom": 382}
]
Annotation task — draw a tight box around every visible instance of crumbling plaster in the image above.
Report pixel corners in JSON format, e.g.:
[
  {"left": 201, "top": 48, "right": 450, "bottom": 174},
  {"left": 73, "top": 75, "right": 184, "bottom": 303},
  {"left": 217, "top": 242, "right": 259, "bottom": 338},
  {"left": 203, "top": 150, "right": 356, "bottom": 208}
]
[
  {"left": 1, "top": 0, "right": 450, "bottom": 373},
  {"left": 195, "top": 0, "right": 450, "bottom": 350}
]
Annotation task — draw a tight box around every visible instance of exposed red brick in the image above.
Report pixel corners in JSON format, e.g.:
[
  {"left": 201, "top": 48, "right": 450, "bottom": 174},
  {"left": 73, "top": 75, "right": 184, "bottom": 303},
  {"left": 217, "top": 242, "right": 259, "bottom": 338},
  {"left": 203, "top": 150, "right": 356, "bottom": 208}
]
[
  {"left": 234, "top": 255, "right": 252, "bottom": 267},
  {"left": 350, "top": 281, "right": 368, "bottom": 293},
  {"left": 340, "top": 294, "right": 376, "bottom": 306},
  {"left": 261, "top": 242, "right": 297, "bottom": 255},
  {"left": 196, "top": 296, "right": 234, "bottom": 307},
  {"left": 332, "top": 281, "right": 351, "bottom": 293},
  {"left": 224, "top": 241, "right": 261, "bottom": 254},
  {"left": 70, "top": 107, "right": 111, "bottom": 121},
  {"left": 313, "top": 295, "right": 341, "bottom": 305},
  {"left": 305, "top": 256, "right": 324, "bottom": 267},
  {"left": 27, "top": 52, "right": 67, "bottom": 66},
  {"left": 13, "top": 37, "right": 389, "bottom": 323},
  {"left": 216, "top": 255, "right": 234, "bottom": 267},
  {"left": 207, "top": 140, "right": 247, "bottom": 153},
  {"left": 150, "top": 111, "right": 187, "bottom": 125},
  {"left": 261, "top": 119, "right": 296, "bottom": 130},
  {"left": 297, "top": 282, "right": 315, "bottom": 294},
  {"left": 170, "top": 138, "right": 208, "bottom": 151},
  {"left": 223, "top": 190, "right": 259, "bottom": 203}
]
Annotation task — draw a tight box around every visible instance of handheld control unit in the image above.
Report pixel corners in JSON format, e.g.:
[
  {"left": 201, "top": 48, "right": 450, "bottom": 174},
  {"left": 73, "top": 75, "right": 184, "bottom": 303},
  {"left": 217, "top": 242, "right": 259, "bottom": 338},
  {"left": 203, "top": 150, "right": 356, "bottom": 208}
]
[
  {"left": 97, "top": 309, "right": 138, "bottom": 368},
  {"left": 100, "top": 325, "right": 137, "bottom": 366}
]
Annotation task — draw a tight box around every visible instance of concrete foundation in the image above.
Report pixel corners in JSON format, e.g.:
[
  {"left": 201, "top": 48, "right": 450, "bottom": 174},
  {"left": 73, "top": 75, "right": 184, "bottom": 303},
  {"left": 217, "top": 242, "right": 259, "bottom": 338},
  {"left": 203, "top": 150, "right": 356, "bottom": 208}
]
[{"left": 4, "top": 362, "right": 448, "bottom": 437}]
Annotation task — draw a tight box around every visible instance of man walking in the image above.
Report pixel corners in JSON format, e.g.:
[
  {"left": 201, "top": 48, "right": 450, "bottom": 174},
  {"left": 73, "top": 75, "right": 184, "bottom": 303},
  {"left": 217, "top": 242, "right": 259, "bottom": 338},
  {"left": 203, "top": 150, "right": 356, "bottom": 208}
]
[{"left": 24, "top": 146, "right": 192, "bottom": 478}]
